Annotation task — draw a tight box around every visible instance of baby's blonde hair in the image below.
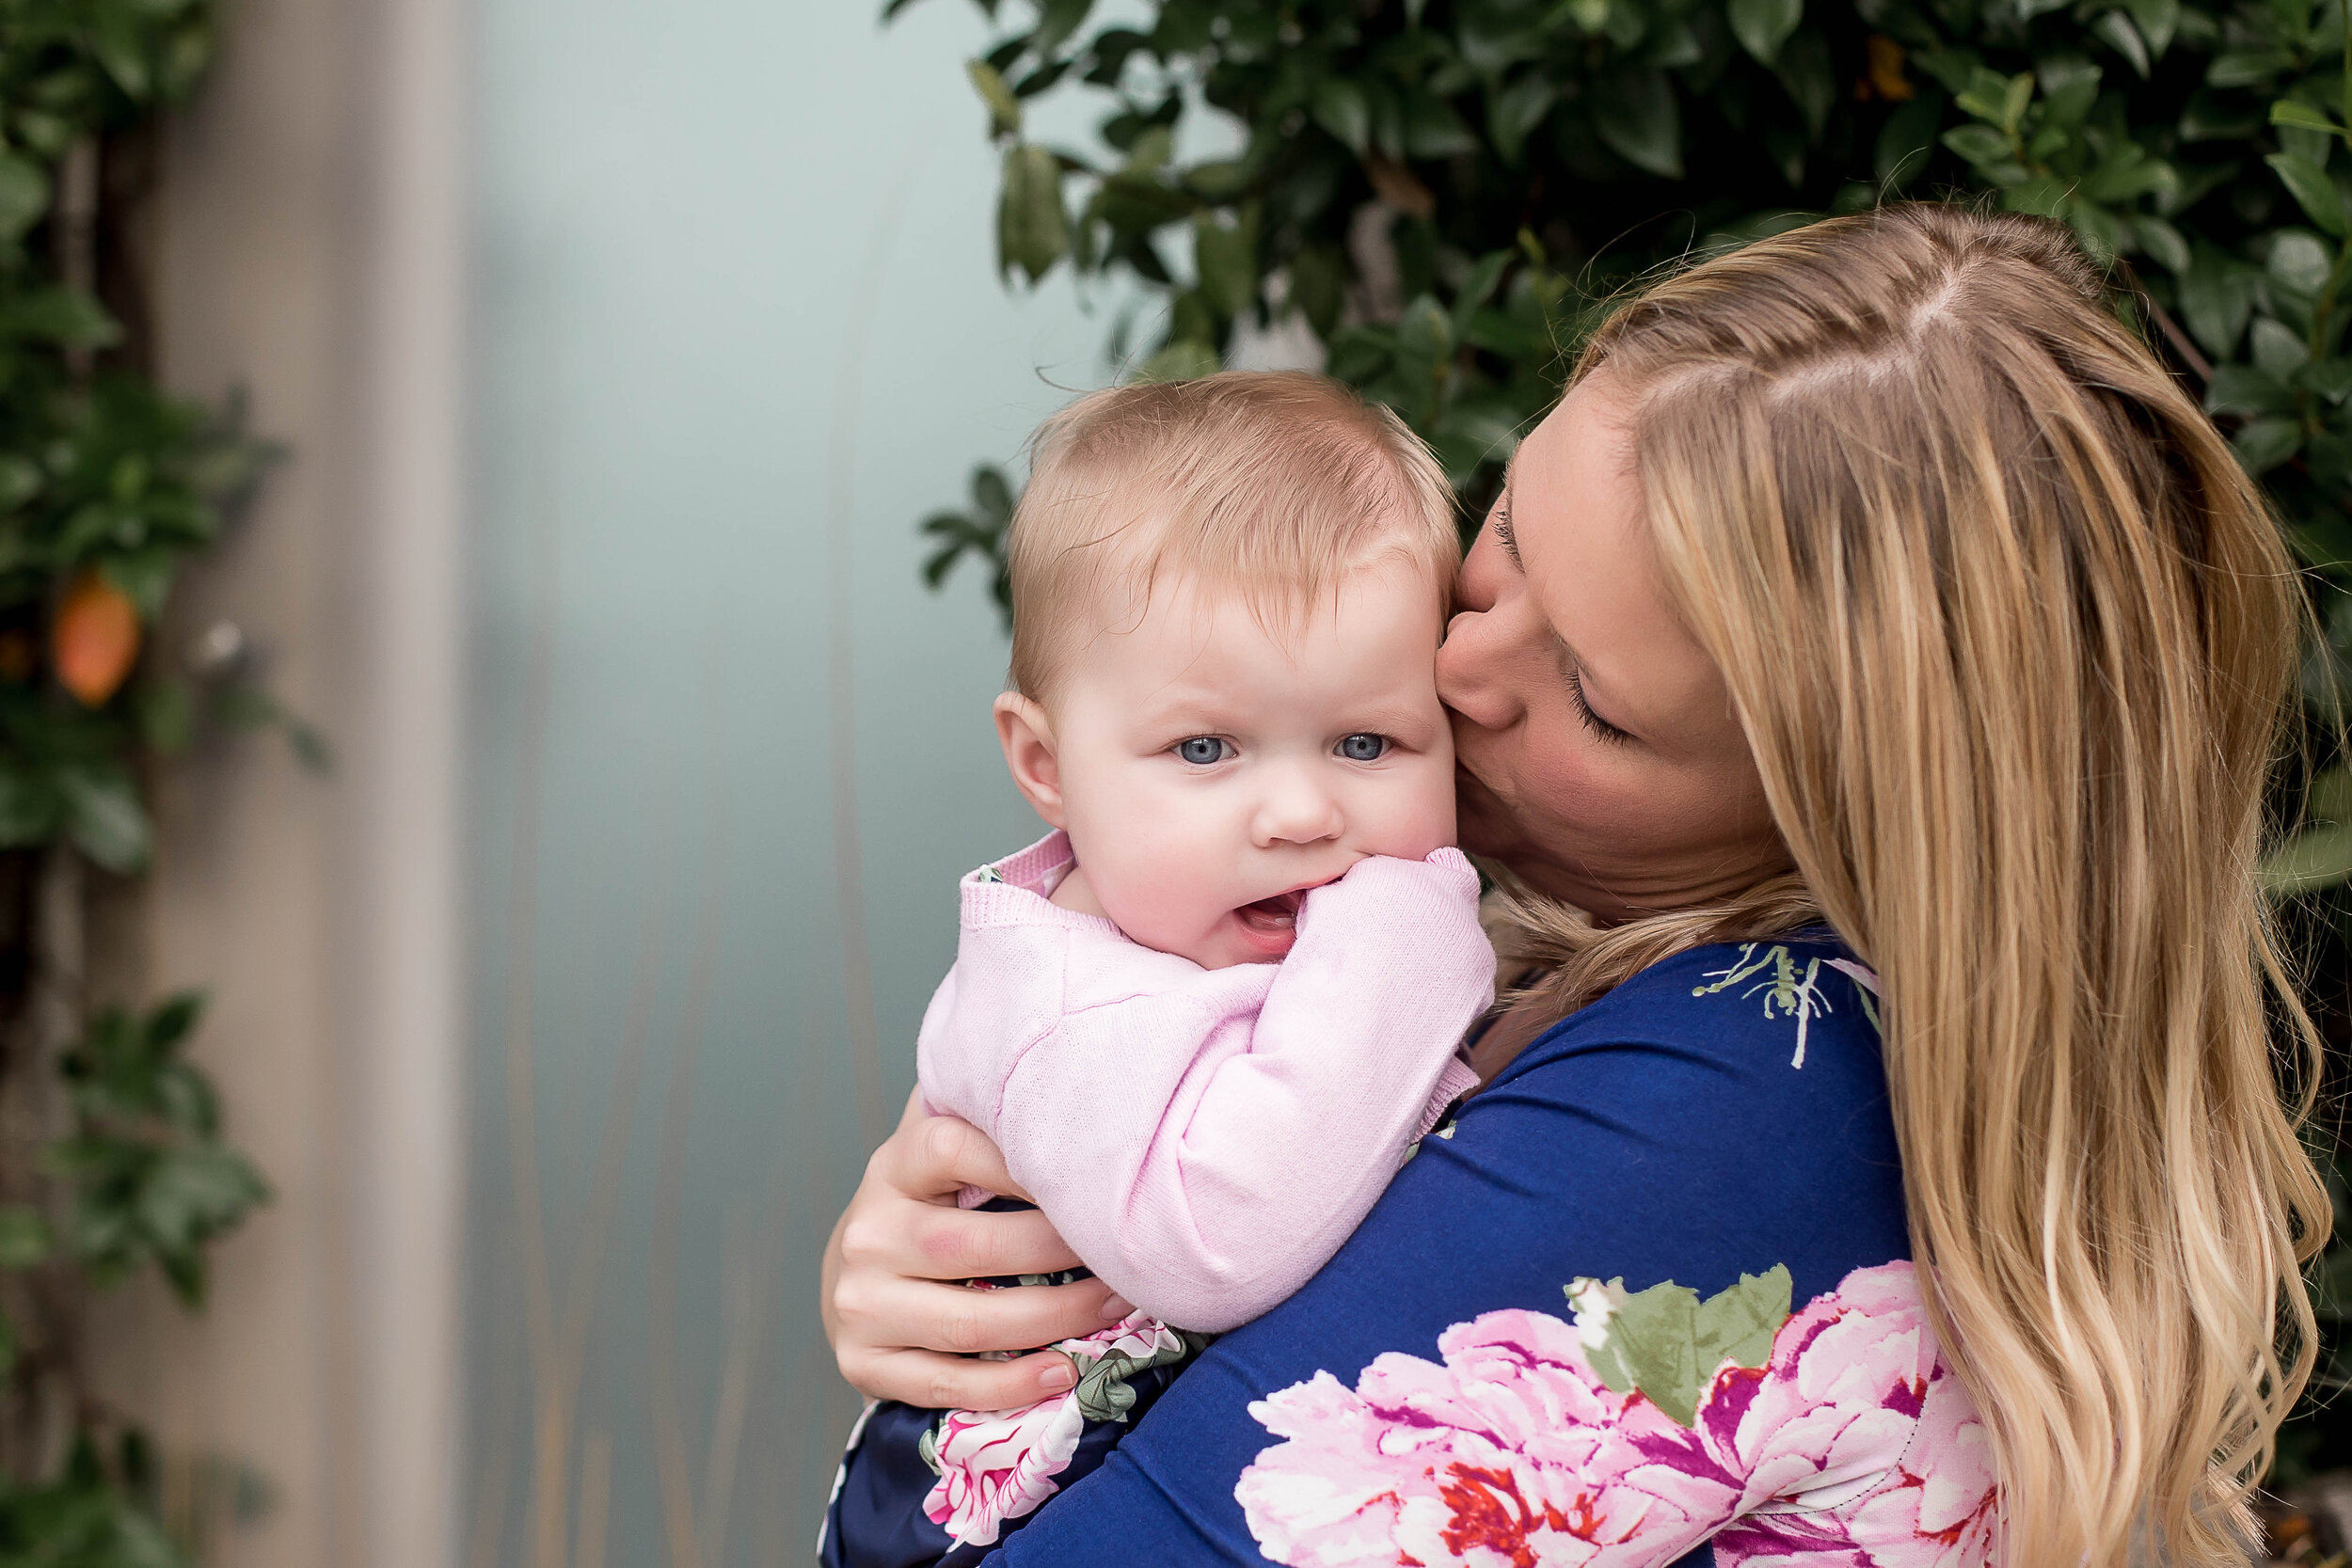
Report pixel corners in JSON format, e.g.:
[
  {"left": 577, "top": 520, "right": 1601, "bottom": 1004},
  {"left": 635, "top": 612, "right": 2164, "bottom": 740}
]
[{"left": 1005, "top": 372, "right": 1459, "bottom": 702}]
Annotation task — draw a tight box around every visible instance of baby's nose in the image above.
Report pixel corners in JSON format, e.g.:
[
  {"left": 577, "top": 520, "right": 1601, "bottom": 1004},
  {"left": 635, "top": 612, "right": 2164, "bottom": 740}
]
[{"left": 1252, "top": 770, "right": 1344, "bottom": 846}]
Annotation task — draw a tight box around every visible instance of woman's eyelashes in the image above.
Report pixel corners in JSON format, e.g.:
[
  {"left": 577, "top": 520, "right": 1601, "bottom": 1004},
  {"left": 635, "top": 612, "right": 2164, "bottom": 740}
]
[
  {"left": 1491, "top": 499, "right": 1518, "bottom": 562},
  {"left": 1564, "top": 664, "right": 1634, "bottom": 746}
]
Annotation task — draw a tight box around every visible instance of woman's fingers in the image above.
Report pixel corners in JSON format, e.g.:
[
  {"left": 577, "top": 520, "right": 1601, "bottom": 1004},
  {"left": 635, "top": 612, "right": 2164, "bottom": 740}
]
[
  {"left": 840, "top": 1347, "right": 1085, "bottom": 1413},
  {"left": 821, "top": 1104, "right": 1129, "bottom": 1405},
  {"left": 836, "top": 1271, "right": 1126, "bottom": 1358},
  {"left": 830, "top": 1274, "right": 1135, "bottom": 1405},
  {"left": 872, "top": 1109, "right": 1034, "bottom": 1205},
  {"left": 841, "top": 1195, "right": 1085, "bottom": 1285}
]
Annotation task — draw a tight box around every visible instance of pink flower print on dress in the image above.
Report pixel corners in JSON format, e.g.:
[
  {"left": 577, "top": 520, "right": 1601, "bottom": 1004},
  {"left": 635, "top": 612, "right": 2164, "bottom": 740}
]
[
  {"left": 923, "top": 1311, "right": 1192, "bottom": 1546},
  {"left": 1235, "top": 1261, "right": 1997, "bottom": 1566}
]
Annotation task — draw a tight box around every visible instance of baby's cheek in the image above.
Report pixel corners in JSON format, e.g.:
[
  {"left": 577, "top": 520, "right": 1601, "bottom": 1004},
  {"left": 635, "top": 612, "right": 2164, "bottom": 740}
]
[
  {"left": 1361, "top": 758, "right": 1461, "bottom": 858},
  {"left": 1091, "top": 813, "right": 1233, "bottom": 948}
]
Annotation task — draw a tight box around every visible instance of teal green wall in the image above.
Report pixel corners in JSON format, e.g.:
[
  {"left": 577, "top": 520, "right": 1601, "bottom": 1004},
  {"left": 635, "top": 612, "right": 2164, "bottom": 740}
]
[{"left": 462, "top": 4, "right": 1107, "bottom": 1561}]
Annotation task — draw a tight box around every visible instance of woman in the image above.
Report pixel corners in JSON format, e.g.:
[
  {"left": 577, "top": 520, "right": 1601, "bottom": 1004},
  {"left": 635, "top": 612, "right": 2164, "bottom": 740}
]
[{"left": 822, "top": 205, "right": 2328, "bottom": 1565}]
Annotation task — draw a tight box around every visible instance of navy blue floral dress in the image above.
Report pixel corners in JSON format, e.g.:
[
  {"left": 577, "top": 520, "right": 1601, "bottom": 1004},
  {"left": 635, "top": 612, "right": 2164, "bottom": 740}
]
[{"left": 842, "top": 940, "right": 1997, "bottom": 1567}]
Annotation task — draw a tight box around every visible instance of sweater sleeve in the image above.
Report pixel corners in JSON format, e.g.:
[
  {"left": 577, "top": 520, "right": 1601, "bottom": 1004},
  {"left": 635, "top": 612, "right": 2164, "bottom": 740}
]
[{"left": 993, "top": 849, "right": 1493, "bottom": 1332}]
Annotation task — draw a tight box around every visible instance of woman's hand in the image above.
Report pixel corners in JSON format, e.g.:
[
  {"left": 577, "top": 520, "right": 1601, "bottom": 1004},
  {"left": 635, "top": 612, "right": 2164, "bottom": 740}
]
[{"left": 822, "top": 1090, "right": 1135, "bottom": 1409}]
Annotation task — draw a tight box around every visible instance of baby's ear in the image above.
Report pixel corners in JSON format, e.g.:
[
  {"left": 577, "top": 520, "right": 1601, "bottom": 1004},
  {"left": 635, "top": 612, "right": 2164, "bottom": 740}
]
[{"left": 993, "top": 692, "right": 1066, "bottom": 827}]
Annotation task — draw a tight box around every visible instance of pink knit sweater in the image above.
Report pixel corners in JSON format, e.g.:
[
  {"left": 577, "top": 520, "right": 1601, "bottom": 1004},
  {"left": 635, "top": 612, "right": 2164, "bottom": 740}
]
[{"left": 916, "top": 831, "right": 1494, "bottom": 1333}]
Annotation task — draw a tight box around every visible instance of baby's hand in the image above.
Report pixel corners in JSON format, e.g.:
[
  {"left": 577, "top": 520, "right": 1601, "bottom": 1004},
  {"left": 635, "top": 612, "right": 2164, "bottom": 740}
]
[{"left": 1301, "top": 847, "right": 1479, "bottom": 914}]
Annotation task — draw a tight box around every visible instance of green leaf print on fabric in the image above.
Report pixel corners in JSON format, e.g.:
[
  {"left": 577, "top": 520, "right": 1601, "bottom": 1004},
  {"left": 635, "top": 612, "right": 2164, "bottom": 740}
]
[
  {"left": 1565, "top": 1265, "right": 1794, "bottom": 1427},
  {"left": 1691, "top": 942, "right": 1882, "bottom": 1068}
]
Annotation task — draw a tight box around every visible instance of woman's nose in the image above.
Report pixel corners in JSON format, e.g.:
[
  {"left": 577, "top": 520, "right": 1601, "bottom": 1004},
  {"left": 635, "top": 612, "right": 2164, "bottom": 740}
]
[
  {"left": 1436, "top": 607, "right": 1524, "bottom": 732},
  {"left": 1250, "top": 768, "right": 1345, "bottom": 847}
]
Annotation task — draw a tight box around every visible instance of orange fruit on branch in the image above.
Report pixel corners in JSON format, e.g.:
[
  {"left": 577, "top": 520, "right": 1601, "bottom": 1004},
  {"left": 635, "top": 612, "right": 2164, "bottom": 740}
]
[{"left": 53, "top": 572, "right": 140, "bottom": 706}]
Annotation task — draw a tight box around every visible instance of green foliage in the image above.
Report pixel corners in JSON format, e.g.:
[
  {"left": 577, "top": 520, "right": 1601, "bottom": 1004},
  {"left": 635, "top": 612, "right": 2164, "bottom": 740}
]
[
  {"left": 902, "top": 0, "right": 2352, "bottom": 1487},
  {"left": 52, "top": 994, "right": 267, "bottom": 1309},
  {"left": 0, "top": 0, "right": 283, "bottom": 1555},
  {"left": 0, "top": 1435, "right": 192, "bottom": 1568},
  {"left": 922, "top": 463, "right": 1018, "bottom": 622}
]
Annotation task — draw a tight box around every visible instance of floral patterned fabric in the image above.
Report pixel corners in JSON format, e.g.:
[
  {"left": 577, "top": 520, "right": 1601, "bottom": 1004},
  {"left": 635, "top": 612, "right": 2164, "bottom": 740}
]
[
  {"left": 1235, "top": 1261, "right": 1996, "bottom": 1565},
  {"left": 924, "top": 1313, "right": 1198, "bottom": 1545},
  {"left": 982, "top": 940, "right": 1937, "bottom": 1566}
]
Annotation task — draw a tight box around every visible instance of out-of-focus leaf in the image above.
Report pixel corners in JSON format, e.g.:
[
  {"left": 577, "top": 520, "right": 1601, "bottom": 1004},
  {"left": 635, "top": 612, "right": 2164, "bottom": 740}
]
[
  {"left": 1591, "top": 69, "right": 1682, "bottom": 179},
  {"left": 1727, "top": 0, "right": 1801, "bottom": 66},
  {"left": 2269, "top": 151, "right": 2347, "bottom": 235},
  {"left": 968, "top": 58, "right": 1021, "bottom": 138},
  {"left": 998, "top": 143, "right": 1069, "bottom": 282},
  {"left": 1131, "top": 341, "right": 1219, "bottom": 382}
]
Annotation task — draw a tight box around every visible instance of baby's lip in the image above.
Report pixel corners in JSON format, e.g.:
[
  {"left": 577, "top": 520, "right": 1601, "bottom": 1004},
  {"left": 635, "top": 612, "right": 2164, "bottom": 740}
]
[
  {"left": 1232, "top": 874, "right": 1339, "bottom": 935},
  {"left": 1236, "top": 888, "right": 1306, "bottom": 927}
]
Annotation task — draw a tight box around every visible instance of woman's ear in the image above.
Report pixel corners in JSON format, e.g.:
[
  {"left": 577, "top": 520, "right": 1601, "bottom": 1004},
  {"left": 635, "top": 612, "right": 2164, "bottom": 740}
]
[{"left": 993, "top": 692, "right": 1067, "bottom": 827}]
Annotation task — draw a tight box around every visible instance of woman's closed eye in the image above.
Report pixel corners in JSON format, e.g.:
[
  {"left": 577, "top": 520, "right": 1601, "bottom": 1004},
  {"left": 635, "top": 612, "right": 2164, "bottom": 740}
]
[
  {"left": 1173, "top": 736, "right": 1234, "bottom": 766},
  {"left": 1335, "top": 733, "right": 1391, "bottom": 762},
  {"left": 1565, "top": 663, "right": 1634, "bottom": 746}
]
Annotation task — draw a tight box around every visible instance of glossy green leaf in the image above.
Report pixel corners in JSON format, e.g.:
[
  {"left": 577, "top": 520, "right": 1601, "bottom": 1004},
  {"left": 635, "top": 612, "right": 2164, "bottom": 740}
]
[
  {"left": 1943, "top": 124, "right": 2012, "bottom": 167},
  {"left": 58, "top": 768, "right": 151, "bottom": 874},
  {"left": 2263, "top": 820, "right": 2352, "bottom": 895},
  {"left": 1311, "top": 78, "right": 1371, "bottom": 156},
  {"left": 2133, "top": 214, "right": 2189, "bottom": 273},
  {"left": 2251, "top": 317, "right": 2310, "bottom": 377},
  {"left": 2091, "top": 10, "right": 2150, "bottom": 78},
  {"left": 2274, "top": 100, "right": 2346, "bottom": 139},
  {"left": 1590, "top": 69, "right": 1682, "bottom": 180},
  {"left": 2269, "top": 231, "right": 2334, "bottom": 295},
  {"left": 1774, "top": 30, "right": 1836, "bottom": 140},
  {"left": 1726, "top": 0, "right": 1801, "bottom": 66},
  {"left": 1489, "top": 74, "right": 1559, "bottom": 165},
  {"left": 2234, "top": 415, "right": 2304, "bottom": 473},
  {"left": 998, "top": 143, "right": 1069, "bottom": 282},
  {"left": 2268, "top": 151, "right": 2346, "bottom": 235},
  {"left": 0, "top": 155, "right": 50, "bottom": 242},
  {"left": 2122, "top": 0, "right": 2179, "bottom": 55},
  {"left": 966, "top": 58, "right": 1022, "bottom": 139}
]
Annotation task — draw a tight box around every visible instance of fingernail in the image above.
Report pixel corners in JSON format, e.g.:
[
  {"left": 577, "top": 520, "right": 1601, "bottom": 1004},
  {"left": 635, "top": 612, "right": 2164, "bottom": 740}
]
[
  {"left": 1039, "top": 1357, "right": 1076, "bottom": 1392},
  {"left": 1100, "top": 1294, "right": 1134, "bottom": 1321}
]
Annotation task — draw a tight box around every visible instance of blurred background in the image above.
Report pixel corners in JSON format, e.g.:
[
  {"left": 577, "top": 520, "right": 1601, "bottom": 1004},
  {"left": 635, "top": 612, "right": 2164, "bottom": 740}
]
[
  {"left": 105, "top": 1, "right": 1126, "bottom": 1565},
  {"left": 0, "top": 0, "right": 2336, "bottom": 1565}
]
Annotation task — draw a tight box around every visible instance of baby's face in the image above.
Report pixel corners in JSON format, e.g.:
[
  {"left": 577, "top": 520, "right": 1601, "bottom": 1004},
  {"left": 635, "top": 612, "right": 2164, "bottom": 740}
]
[{"left": 1041, "top": 560, "right": 1456, "bottom": 970}]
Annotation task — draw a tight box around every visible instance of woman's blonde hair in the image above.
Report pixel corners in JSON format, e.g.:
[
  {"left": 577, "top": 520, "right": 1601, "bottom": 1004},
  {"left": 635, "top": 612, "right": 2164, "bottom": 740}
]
[
  {"left": 1004, "top": 372, "right": 1458, "bottom": 704},
  {"left": 1516, "top": 203, "right": 2329, "bottom": 1564}
]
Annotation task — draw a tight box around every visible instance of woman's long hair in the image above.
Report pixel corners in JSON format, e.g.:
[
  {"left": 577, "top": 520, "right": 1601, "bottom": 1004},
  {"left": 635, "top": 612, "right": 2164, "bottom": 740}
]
[{"left": 1531, "top": 203, "right": 2329, "bottom": 1564}]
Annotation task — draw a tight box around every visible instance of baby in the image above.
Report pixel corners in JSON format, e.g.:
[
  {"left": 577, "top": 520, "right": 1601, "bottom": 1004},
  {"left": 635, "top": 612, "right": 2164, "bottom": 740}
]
[{"left": 820, "top": 372, "right": 1496, "bottom": 1568}]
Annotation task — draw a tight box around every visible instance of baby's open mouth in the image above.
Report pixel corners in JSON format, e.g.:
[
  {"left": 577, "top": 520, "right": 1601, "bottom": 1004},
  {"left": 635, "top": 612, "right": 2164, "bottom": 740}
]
[{"left": 1235, "top": 890, "right": 1306, "bottom": 934}]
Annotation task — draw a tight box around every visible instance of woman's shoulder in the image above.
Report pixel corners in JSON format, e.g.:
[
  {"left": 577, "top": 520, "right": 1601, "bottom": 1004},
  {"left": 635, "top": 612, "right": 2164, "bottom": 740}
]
[{"left": 1494, "top": 934, "right": 1883, "bottom": 1096}]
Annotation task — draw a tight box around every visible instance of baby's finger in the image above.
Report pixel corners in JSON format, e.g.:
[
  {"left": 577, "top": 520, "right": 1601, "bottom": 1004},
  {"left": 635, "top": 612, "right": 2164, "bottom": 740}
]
[{"left": 841, "top": 1346, "right": 1085, "bottom": 1412}]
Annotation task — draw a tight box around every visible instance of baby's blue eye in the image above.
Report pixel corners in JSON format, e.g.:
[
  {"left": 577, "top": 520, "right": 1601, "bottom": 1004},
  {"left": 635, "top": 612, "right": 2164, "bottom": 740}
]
[
  {"left": 1176, "top": 736, "right": 1231, "bottom": 765},
  {"left": 1338, "top": 733, "right": 1389, "bottom": 762}
]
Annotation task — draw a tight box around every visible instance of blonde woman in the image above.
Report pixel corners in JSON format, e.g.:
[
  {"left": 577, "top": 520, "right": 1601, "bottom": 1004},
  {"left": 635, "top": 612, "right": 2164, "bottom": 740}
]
[{"left": 819, "top": 203, "right": 2328, "bottom": 1566}]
